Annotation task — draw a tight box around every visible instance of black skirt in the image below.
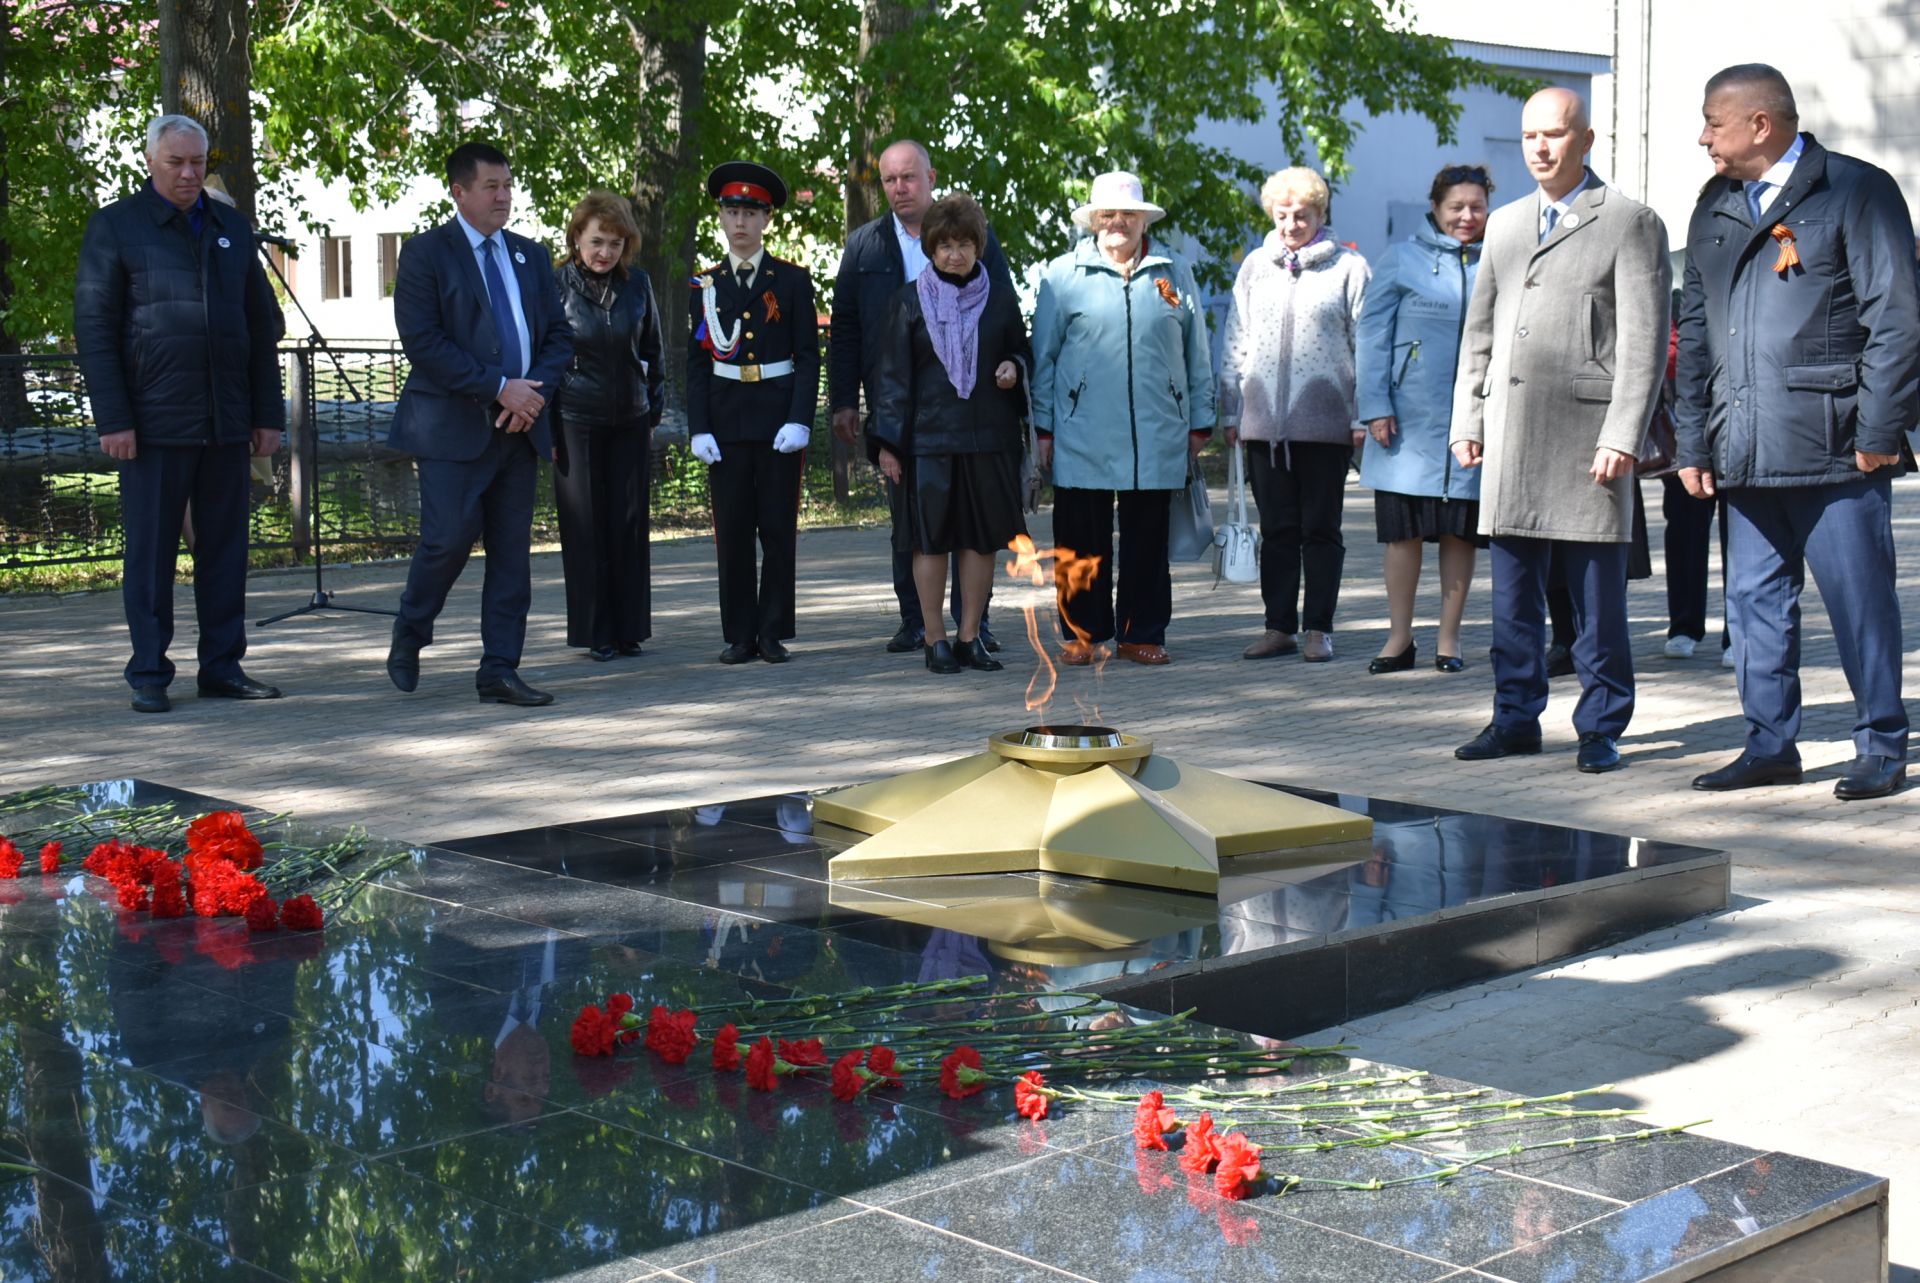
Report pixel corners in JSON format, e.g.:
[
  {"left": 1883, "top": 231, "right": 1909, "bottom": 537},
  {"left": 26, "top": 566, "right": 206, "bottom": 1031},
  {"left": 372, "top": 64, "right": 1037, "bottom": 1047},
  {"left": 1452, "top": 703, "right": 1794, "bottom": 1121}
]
[
  {"left": 1373, "top": 490, "right": 1487, "bottom": 548},
  {"left": 894, "top": 450, "right": 1028, "bottom": 555}
]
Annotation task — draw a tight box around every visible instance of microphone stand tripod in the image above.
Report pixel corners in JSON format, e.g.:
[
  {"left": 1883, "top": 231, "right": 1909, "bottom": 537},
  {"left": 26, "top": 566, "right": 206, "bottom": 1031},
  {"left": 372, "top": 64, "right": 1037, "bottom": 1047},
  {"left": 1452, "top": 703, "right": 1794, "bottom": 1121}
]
[{"left": 254, "top": 235, "right": 398, "bottom": 626}]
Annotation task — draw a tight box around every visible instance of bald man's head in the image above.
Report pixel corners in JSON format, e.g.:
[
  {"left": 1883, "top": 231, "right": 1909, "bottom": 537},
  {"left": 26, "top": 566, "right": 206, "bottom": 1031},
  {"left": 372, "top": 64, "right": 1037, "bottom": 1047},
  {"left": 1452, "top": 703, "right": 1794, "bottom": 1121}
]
[
  {"left": 1520, "top": 87, "right": 1596, "bottom": 200},
  {"left": 878, "top": 140, "right": 936, "bottom": 228}
]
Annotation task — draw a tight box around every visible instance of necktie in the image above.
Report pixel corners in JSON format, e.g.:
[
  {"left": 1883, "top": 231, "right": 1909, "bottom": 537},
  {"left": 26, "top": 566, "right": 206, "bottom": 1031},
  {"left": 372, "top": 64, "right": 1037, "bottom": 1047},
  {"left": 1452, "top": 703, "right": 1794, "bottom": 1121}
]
[
  {"left": 736, "top": 263, "right": 754, "bottom": 290},
  {"left": 1747, "top": 181, "right": 1767, "bottom": 225},
  {"left": 480, "top": 237, "right": 523, "bottom": 380},
  {"left": 1540, "top": 205, "right": 1558, "bottom": 243}
]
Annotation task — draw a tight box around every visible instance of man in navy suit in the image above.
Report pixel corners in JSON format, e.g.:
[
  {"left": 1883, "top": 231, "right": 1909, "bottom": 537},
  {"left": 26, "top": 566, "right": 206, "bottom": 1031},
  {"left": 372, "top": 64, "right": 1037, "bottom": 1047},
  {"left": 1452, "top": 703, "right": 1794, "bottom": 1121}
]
[{"left": 386, "top": 141, "right": 573, "bottom": 706}]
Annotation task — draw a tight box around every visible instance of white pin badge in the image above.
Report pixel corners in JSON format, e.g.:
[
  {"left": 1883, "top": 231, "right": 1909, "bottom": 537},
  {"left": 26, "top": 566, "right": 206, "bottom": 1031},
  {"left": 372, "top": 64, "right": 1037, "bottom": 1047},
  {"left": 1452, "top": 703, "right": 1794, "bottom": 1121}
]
[
  {"left": 1563, "top": 214, "right": 1579, "bottom": 228},
  {"left": 513, "top": 250, "right": 526, "bottom": 264},
  {"left": 217, "top": 236, "right": 232, "bottom": 248}
]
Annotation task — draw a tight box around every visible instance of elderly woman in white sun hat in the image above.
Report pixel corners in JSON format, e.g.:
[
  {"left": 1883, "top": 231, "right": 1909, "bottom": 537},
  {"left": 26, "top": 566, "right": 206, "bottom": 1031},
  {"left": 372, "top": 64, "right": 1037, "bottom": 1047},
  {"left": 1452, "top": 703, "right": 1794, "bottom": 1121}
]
[
  {"left": 1221, "top": 166, "right": 1370, "bottom": 665},
  {"left": 1030, "top": 171, "right": 1216, "bottom": 668}
]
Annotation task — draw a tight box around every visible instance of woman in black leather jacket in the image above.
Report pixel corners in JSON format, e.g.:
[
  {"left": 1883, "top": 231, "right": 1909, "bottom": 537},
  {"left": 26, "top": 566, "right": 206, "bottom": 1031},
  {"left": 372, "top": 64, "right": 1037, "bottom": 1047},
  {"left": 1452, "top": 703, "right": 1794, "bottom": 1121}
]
[
  {"left": 553, "top": 191, "right": 666, "bottom": 661},
  {"left": 871, "top": 194, "right": 1031, "bottom": 674}
]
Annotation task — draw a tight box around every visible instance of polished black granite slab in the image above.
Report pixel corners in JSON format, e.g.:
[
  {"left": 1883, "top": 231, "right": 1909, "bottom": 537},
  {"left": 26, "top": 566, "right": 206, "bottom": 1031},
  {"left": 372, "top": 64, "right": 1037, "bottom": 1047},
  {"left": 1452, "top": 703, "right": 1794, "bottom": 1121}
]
[{"left": 0, "top": 780, "right": 1880, "bottom": 1282}]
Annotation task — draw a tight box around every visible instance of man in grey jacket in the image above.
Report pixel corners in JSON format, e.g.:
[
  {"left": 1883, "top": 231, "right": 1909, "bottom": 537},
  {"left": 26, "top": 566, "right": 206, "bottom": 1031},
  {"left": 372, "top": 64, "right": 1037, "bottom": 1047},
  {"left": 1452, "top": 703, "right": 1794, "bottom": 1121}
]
[
  {"left": 1675, "top": 64, "right": 1914, "bottom": 800},
  {"left": 1450, "top": 88, "right": 1671, "bottom": 774}
]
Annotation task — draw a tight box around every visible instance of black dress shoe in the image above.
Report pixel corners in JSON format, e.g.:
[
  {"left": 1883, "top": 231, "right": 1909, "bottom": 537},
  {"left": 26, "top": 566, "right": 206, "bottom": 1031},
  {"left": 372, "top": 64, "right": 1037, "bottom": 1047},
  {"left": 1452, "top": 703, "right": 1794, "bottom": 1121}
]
[
  {"left": 198, "top": 673, "right": 283, "bottom": 700},
  {"left": 925, "top": 640, "right": 961, "bottom": 674},
  {"left": 1834, "top": 755, "right": 1906, "bottom": 800},
  {"left": 476, "top": 673, "right": 554, "bottom": 706},
  {"left": 955, "top": 637, "right": 1002, "bottom": 671},
  {"left": 1367, "top": 643, "right": 1416, "bottom": 675},
  {"left": 1434, "top": 655, "right": 1464, "bottom": 673},
  {"left": 1576, "top": 732, "right": 1623, "bottom": 773},
  {"left": 718, "top": 642, "right": 759, "bottom": 665},
  {"left": 978, "top": 625, "right": 1001, "bottom": 654},
  {"left": 886, "top": 623, "right": 924, "bottom": 653},
  {"left": 1545, "top": 643, "right": 1575, "bottom": 678},
  {"left": 131, "top": 685, "right": 170, "bottom": 714},
  {"left": 588, "top": 646, "right": 618, "bottom": 663},
  {"left": 617, "top": 643, "right": 644, "bottom": 656},
  {"left": 1454, "top": 723, "right": 1543, "bottom": 761},
  {"left": 1691, "top": 753, "right": 1802, "bottom": 791},
  {"left": 760, "top": 639, "right": 790, "bottom": 663},
  {"left": 387, "top": 635, "right": 421, "bottom": 692}
]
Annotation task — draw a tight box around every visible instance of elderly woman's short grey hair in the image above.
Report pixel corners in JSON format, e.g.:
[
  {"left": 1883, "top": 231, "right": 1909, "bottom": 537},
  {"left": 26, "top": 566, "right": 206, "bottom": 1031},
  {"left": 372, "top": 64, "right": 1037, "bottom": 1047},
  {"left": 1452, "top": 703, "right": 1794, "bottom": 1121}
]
[
  {"left": 145, "top": 114, "right": 209, "bottom": 158},
  {"left": 1259, "top": 166, "right": 1331, "bottom": 222}
]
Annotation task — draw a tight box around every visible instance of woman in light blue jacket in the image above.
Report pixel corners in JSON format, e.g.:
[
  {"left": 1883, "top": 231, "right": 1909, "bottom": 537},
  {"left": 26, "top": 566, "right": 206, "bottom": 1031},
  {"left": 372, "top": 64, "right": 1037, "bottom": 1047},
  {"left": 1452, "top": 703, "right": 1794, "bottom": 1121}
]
[
  {"left": 1355, "top": 165, "right": 1493, "bottom": 674},
  {"left": 1031, "top": 171, "right": 1216, "bottom": 667}
]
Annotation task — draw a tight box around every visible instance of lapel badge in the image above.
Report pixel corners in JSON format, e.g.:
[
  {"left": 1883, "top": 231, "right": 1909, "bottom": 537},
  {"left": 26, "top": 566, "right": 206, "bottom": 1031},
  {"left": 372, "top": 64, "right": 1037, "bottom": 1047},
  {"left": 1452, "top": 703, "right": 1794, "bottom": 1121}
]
[
  {"left": 217, "top": 236, "right": 232, "bottom": 248},
  {"left": 1563, "top": 214, "right": 1579, "bottom": 228},
  {"left": 513, "top": 250, "right": 527, "bottom": 265}
]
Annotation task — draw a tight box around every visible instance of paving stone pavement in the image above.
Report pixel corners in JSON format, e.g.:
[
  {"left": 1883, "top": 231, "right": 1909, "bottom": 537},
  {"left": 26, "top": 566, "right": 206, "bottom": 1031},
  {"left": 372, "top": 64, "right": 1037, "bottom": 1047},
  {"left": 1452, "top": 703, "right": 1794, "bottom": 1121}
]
[{"left": 4, "top": 474, "right": 1918, "bottom": 1273}]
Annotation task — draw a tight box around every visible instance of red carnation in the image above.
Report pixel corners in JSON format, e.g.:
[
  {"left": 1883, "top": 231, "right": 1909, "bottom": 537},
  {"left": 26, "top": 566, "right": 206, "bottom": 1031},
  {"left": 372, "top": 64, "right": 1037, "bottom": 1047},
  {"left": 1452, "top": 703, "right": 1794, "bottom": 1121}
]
[
  {"left": 187, "top": 858, "right": 269, "bottom": 917},
  {"left": 1133, "top": 1091, "right": 1181, "bottom": 1151},
  {"left": 745, "top": 1036, "right": 778, "bottom": 1091},
  {"left": 244, "top": 896, "right": 280, "bottom": 932},
  {"left": 777, "top": 1037, "right": 827, "bottom": 1069},
  {"left": 570, "top": 1004, "right": 617, "bottom": 1056},
  {"left": 1013, "top": 1070, "right": 1051, "bottom": 1121},
  {"left": 651, "top": 1008, "right": 699, "bottom": 1065},
  {"left": 148, "top": 862, "right": 188, "bottom": 918},
  {"left": 115, "top": 877, "right": 152, "bottom": 912},
  {"left": 605, "top": 992, "right": 634, "bottom": 1020},
  {"left": 0, "top": 837, "right": 21, "bottom": 879},
  {"left": 830, "top": 1050, "right": 868, "bottom": 1101},
  {"left": 712, "top": 1023, "right": 741, "bottom": 1072},
  {"left": 864, "top": 1045, "right": 901, "bottom": 1088},
  {"left": 280, "top": 894, "right": 323, "bottom": 930},
  {"left": 939, "top": 1045, "right": 988, "bottom": 1099},
  {"left": 39, "top": 841, "right": 62, "bottom": 875},
  {"left": 1213, "top": 1132, "right": 1264, "bottom": 1201},
  {"left": 185, "top": 810, "right": 263, "bottom": 870},
  {"left": 1179, "top": 1111, "right": 1221, "bottom": 1173}
]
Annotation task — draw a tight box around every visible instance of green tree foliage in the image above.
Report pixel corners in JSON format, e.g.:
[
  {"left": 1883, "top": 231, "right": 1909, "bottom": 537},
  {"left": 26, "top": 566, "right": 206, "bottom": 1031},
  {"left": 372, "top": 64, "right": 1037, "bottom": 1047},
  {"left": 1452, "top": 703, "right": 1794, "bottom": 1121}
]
[{"left": 0, "top": 1, "right": 154, "bottom": 349}]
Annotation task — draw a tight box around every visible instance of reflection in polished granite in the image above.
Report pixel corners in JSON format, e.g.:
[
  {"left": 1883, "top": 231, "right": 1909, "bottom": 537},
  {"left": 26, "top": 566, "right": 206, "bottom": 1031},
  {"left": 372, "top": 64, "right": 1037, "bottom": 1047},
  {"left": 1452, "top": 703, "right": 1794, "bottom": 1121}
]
[{"left": 0, "top": 780, "right": 1876, "bottom": 1282}]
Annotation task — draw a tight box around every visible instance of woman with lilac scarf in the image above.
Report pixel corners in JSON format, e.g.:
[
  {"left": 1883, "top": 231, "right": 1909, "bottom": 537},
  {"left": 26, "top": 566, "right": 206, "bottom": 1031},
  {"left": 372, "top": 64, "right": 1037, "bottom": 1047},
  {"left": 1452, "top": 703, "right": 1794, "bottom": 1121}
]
[{"left": 872, "top": 194, "right": 1032, "bottom": 674}]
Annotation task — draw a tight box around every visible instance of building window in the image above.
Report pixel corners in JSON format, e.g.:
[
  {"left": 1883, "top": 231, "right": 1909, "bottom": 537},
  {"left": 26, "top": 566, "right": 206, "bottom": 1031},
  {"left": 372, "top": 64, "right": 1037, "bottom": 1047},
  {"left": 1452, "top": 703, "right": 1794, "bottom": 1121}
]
[
  {"left": 322, "top": 236, "right": 353, "bottom": 300},
  {"left": 379, "top": 233, "right": 406, "bottom": 297}
]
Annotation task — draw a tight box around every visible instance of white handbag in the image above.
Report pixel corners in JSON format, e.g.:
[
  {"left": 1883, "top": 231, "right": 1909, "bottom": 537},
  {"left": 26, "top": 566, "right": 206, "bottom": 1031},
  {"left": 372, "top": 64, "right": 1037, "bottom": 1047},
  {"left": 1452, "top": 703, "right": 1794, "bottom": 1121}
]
[{"left": 1213, "top": 444, "right": 1261, "bottom": 584}]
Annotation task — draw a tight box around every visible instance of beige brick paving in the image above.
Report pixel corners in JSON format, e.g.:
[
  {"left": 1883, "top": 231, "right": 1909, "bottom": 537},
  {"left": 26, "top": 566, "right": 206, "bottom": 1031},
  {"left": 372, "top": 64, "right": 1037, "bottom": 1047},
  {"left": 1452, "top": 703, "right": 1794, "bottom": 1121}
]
[{"left": 4, "top": 475, "right": 1918, "bottom": 1270}]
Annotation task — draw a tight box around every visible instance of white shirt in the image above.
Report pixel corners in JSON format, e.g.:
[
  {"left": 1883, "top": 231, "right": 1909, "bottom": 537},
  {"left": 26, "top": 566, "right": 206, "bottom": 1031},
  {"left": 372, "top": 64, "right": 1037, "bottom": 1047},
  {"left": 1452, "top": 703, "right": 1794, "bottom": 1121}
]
[
  {"left": 454, "top": 210, "right": 531, "bottom": 389},
  {"left": 1747, "top": 133, "right": 1806, "bottom": 218},
  {"left": 1538, "top": 171, "right": 1592, "bottom": 240},
  {"left": 726, "top": 247, "right": 767, "bottom": 280},
  {"left": 892, "top": 213, "right": 929, "bottom": 282}
]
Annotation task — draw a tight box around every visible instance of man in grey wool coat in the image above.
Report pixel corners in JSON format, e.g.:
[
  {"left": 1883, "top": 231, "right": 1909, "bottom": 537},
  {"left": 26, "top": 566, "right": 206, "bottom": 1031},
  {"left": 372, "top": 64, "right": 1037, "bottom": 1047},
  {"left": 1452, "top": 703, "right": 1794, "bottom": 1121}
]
[{"left": 1449, "top": 86, "right": 1671, "bottom": 775}]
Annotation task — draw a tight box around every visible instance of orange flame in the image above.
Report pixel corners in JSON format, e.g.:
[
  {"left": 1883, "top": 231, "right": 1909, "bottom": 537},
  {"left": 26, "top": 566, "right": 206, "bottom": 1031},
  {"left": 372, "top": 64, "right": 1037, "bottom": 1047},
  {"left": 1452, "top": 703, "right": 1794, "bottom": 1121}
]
[{"left": 1003, "top": 535, "right": 1104, "bottom": 717}]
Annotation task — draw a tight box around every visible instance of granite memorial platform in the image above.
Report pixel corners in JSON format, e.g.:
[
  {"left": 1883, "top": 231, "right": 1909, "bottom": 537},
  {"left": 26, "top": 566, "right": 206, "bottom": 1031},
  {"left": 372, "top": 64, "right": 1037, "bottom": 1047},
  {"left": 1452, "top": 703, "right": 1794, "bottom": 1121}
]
[{"left": 0, "top": 779, "right": 1887, "bottom": 1281}]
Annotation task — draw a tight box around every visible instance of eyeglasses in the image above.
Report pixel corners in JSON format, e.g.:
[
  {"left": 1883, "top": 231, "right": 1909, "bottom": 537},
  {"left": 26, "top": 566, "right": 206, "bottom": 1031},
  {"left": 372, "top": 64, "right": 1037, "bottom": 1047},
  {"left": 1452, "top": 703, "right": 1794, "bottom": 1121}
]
[{"left": 1438, "top": 166, "right": 1491, "bottom": 185}]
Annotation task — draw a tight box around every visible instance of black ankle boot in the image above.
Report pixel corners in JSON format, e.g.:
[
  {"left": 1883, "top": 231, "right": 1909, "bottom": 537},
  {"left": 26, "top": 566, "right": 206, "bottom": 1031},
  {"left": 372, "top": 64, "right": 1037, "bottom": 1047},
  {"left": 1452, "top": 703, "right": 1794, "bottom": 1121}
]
[
  {"left": 955, "top": 637, "right": 1002, "bottom": 671},
  {"left": 925, "top": 640, "right": 961, "bottom": 673}
]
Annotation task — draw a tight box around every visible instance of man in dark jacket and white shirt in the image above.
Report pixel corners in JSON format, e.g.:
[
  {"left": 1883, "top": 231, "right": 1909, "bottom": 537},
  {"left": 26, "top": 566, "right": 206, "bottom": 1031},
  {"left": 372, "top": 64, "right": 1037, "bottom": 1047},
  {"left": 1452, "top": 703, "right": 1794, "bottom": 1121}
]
[
  {"left": 829, "top": 140, "right": 1017, "bottom": 654},
  {"left": 74, "top": 114, "right": 286, "bottom": 715},
  {"left": 1675, "top": 64, "right": 1915, "bottom": 799}
]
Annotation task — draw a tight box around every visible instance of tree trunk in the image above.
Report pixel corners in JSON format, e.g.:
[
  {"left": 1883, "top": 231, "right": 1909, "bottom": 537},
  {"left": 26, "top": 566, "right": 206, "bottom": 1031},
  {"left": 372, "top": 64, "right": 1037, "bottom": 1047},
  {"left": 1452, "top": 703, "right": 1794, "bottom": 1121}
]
[
  {"left": 0, "top": 1, "right": 18, "bottom": 356},
  {"left": 625, "top": 11, "right": 707, "bottom": 411},
  {"left": 158, "top": 0, "right": 256, "bottom": 219},
  {"left": 846, "top": 0, "right": 927, "bottom": 234}
]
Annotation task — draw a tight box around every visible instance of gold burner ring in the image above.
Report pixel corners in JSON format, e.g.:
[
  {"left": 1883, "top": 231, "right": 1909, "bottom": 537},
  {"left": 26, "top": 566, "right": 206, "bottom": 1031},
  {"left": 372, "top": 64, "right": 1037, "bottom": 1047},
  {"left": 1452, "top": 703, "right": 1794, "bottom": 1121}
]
[{"left": 988, "top": 730, "right": 1153, "bottom": 772}]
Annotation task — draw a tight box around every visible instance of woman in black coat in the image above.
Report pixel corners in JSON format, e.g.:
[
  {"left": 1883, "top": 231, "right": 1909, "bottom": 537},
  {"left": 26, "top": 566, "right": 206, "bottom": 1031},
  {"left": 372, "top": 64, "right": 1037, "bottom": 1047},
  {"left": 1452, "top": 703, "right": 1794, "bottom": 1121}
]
[
  {"left": 871, "top": 194, "right": 1031, "bottom": 673},
  {"left": 552, "top": 191, "right": 666, "bottom": 661}
]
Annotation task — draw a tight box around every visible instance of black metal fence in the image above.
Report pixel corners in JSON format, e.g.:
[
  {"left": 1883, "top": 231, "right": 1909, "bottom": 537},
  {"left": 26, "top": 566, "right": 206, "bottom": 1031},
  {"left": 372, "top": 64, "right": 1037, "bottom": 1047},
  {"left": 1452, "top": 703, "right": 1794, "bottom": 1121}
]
[{"left": 0, "top": 341, "right": 879, "bottom": 585}]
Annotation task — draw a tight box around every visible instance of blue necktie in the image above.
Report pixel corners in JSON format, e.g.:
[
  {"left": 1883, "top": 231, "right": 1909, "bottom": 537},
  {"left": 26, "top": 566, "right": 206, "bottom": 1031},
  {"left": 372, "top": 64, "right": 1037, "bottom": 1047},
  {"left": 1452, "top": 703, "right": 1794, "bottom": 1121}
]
[
  {"left": 1747, "top": 182, "right": 1767, "bottom": 225},
  {"left": 481, "top": 237, "right": 523, "bottom": 380},
  {"left": 1540, "top": 205, "right": 1558, "bottom": 243}
]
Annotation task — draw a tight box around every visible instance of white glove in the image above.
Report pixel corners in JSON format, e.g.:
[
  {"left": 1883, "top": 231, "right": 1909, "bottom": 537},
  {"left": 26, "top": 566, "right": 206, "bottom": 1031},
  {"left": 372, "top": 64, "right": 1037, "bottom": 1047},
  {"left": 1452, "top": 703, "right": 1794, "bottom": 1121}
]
[
  {"left": 691, "top": 433, "right": 722, "bottom": 464},
  {"left": 772, "top": 422, "right": 811, "bottom": 453}
]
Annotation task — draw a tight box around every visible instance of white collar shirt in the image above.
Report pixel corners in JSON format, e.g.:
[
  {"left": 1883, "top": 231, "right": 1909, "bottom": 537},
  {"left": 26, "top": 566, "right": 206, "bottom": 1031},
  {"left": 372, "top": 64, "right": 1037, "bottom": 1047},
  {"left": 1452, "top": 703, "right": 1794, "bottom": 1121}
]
[
  {"left": 1748, "top": 133, "right": 1806, "bottom": 218},
  {"left": 454, "top": 209, "right": 531, "bottom": 385},
  {"left": 727, "top": 248, "right": 767, "bottom": 281},
  {"left": 892, "top": 213, "right": 930, "bottom": 282},
  {"left": 1537, "top": 171, "right": 1592, "bottom": 240}
]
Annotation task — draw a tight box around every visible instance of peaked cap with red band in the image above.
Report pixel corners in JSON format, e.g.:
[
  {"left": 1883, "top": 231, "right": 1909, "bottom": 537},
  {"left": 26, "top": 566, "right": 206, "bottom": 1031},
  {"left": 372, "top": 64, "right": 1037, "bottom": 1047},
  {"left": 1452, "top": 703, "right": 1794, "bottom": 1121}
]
[{"left": 707, "top": 161, "right": 788, "bottom": 211}]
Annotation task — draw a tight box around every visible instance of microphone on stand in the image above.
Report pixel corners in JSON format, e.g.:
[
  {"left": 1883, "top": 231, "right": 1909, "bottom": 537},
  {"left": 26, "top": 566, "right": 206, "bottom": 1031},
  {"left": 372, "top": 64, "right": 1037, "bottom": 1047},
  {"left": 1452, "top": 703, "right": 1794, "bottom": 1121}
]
[{"left": 255, "top": 231, "right": 299, "bottom": 254}]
